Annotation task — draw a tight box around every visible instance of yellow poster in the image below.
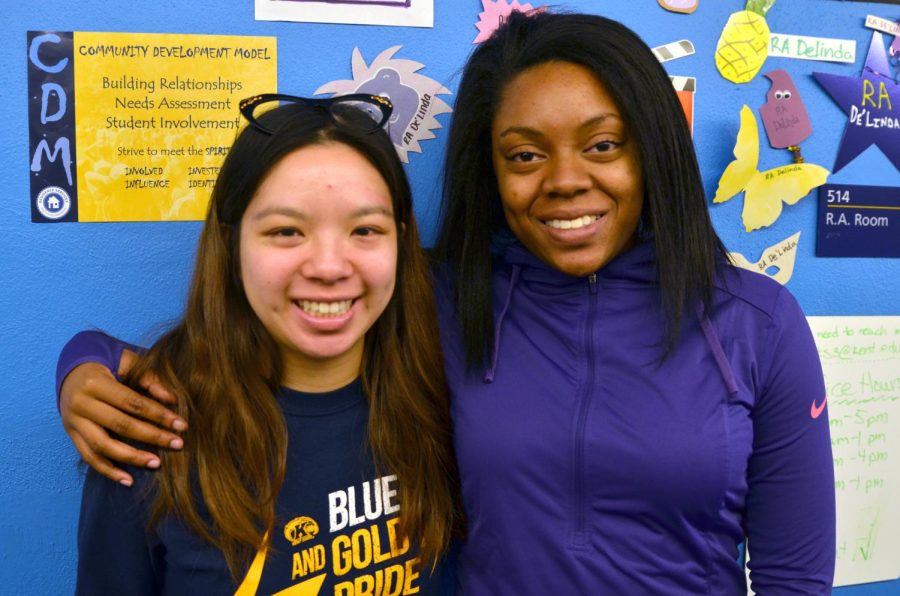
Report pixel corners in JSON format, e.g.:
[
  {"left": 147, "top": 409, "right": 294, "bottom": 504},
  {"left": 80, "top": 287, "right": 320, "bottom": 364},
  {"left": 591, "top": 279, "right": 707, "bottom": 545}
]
[{"left": 30, "top": 32, "right": 277, "bottom": 222}]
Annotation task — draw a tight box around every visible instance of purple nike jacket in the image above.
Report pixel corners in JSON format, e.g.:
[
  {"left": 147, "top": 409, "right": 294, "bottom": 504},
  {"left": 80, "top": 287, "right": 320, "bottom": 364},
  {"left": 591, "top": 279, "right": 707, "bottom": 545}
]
[{"left": 434, "top": 241, "right": 835, "bottom": 595}]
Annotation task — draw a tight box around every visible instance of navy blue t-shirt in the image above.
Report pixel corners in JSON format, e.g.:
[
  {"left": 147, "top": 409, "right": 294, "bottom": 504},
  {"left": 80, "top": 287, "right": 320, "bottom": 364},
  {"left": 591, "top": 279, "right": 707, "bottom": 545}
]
[{"left": 76, "top": 380, "right": 442, "bottom": 595}]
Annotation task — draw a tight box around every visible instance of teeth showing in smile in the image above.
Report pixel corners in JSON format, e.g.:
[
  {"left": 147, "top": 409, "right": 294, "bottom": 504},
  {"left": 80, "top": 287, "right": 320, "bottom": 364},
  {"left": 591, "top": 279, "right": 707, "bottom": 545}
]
[
  {"left": 545, "top": 215, "right": 600, "bottom": 230},
  {"left": 298, "top": 300, "right": 353, "bottom": 317}
]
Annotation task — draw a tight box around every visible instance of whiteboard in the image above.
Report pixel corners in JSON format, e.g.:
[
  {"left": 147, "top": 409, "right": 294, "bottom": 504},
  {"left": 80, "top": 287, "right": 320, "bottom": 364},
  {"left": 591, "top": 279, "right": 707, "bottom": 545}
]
[{"left": 808, "top": 316, "right": 900, "bottom": 587}]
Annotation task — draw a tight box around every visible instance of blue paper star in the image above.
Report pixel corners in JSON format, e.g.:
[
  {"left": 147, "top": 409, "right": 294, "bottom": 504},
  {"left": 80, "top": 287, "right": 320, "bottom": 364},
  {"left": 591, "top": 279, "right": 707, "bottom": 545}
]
[{"left": 814, "top": 32, "right": 900, "bottom": 174}]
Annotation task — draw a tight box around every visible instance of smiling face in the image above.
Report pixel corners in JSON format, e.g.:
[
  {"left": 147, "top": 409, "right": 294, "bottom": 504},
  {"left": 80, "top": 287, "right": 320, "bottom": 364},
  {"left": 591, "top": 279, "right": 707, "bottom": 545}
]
[
  {"left": 239, "top": 142, "right": 398, "bottom": 391},
  {"left": 491, "top": 61, "right": 645, "bottom": 277}
]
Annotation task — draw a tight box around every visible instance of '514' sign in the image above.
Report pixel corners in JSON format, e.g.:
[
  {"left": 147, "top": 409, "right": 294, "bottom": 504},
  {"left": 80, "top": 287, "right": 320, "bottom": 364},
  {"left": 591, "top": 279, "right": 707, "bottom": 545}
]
[{"left": 817, "top": 184, "right": 900, "bottom": 258}]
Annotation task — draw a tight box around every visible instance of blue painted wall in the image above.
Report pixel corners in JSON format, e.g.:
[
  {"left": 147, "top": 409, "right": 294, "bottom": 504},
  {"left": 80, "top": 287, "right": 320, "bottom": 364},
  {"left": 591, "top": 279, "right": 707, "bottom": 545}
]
[{"left": 1, "top": 1, "right": 898, "bottom": 593}]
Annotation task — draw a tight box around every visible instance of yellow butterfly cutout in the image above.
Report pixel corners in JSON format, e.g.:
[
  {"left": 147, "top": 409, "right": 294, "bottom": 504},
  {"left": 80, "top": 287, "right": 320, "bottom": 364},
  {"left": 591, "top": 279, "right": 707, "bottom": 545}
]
[{"left": 713, "top": 105, "right": 829, "bottom": 232}]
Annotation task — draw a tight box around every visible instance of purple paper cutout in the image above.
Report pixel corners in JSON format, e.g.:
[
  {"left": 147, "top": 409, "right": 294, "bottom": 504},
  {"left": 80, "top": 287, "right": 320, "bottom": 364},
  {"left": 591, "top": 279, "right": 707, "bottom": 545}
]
[
  {"left": 315, "top": 46, "right": 453, "bottom": 163},
  {"left": 813, "top": 32, "right": 900, "bottom": 174},
  {"left": 759, "top": 70, "right": 812, "bottom": 149},
  {"left": 356, "top": 68, "right": 420, "bottom": 147}
]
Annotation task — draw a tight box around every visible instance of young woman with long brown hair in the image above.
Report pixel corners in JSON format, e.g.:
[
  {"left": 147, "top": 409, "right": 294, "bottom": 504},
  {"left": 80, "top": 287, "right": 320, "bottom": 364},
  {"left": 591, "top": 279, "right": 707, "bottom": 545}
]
[{"left": 73, "top": 95, "right": 461, "bottom": 594}]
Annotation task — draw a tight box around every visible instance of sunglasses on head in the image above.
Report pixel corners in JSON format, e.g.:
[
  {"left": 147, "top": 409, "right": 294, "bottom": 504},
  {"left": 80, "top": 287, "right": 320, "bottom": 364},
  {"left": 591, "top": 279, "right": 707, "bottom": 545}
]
[{"left": 239, "top": 93, "right": 393, "bottom": 135}]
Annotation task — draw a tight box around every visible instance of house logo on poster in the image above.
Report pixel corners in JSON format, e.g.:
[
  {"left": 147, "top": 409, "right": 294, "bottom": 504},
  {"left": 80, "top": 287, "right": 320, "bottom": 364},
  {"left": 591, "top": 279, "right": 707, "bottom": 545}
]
[
  {"left": 35, "top": 186, "right": 71, "bottom": 220},
  {"left": 316, "top": 46, "right": 452, "bottom": 163}
]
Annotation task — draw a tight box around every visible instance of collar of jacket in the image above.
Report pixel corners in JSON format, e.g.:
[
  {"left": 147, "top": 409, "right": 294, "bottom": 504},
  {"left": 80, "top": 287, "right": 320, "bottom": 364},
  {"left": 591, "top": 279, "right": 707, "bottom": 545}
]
[
  {"left": 500, "top": 239, "right": 660, "bottom": 290},
  {"left": 482, "top": 239, "right": 659, "bottom": 382},
  {"left": 489, "top": 239, "right": 739, "bottom": 394}
]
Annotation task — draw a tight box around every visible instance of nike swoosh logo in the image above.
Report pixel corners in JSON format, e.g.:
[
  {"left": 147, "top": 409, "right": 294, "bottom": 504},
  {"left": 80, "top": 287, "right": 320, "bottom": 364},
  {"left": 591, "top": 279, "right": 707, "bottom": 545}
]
[{"left": 810, "top": 395, "right": 828, "bottom": 420}]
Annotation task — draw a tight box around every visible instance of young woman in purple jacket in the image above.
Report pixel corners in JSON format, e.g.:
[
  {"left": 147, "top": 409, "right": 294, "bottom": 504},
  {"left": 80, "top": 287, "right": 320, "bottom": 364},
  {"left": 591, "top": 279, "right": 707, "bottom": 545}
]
[{"left": 57, "top": 11, "right": 835, "bottom": 594}]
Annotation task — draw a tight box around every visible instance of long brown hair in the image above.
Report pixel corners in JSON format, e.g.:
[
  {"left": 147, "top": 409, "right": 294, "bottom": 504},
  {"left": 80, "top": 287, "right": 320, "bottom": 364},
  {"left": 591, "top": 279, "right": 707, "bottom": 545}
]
[{"left": 126, "top": 102, "right": 462, "bottom": 578}]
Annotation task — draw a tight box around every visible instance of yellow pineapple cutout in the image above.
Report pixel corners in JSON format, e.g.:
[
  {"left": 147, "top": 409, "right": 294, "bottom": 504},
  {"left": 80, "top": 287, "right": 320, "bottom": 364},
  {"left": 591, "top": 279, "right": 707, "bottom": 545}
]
[{"left": 715, "top": 0, "right": 774, "bottom": 84}]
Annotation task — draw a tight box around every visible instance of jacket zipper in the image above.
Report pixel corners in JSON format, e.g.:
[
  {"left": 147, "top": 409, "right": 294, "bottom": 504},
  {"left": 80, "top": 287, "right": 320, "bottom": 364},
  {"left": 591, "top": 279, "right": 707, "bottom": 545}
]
[{"left": 572, "top": 273, "right": 598, "bottom": 548}]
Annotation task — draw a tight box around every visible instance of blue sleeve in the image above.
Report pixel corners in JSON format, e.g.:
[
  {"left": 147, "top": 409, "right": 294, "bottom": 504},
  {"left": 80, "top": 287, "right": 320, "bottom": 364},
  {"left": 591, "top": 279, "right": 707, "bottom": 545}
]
[
  {"left": 56, "top": 330, "right": 142, "bottom": 402},
  {"left": 76, "top": 467, "right": 163, "bottom": 595},
  {"left": 744, "top": 289, "right": 835, "bottom": 594}
]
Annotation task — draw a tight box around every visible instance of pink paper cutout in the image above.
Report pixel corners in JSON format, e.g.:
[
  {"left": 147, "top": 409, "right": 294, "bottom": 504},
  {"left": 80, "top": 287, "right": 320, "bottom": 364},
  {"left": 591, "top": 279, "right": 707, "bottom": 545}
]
[
  {"left": 759, "top": 69, "right": 812, "bottom": 149},
  {"left": 657, "top": 0, "right": 698, "bottom": 15},
  {"left": 473, "top": 0, "right": 545, "bottom": 44}
]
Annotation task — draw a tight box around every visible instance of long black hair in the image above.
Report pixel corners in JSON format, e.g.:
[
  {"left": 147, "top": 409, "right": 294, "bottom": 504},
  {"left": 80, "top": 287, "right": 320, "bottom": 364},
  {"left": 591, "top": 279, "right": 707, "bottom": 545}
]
[{"left": 433, "top": 10, "right": 728, "bottom": 365}]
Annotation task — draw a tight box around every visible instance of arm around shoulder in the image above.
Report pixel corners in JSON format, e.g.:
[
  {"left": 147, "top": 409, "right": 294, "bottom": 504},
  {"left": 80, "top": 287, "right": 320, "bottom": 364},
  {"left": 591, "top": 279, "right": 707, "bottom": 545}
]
[
  {"left": 57, "top": 331, "right": 185, "bottom": 484},
  {"left": 56, "top": 330, "right": 137, "bottom": 401}
]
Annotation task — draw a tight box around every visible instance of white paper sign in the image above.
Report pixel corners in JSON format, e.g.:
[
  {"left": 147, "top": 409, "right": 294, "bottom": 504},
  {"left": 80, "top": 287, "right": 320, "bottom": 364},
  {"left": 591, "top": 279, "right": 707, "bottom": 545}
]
[
  {"left": 807, "top": 316, "right": 900, "bottom": 587},
  {"left": 865, "top": 15, "right": 900, "bottom": 38},
  {"left": 769, "top": 32, "right": 856, "bottom": 63},
  {"left": 256, "top": 0, "right": 433, "bottom": 28}
]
